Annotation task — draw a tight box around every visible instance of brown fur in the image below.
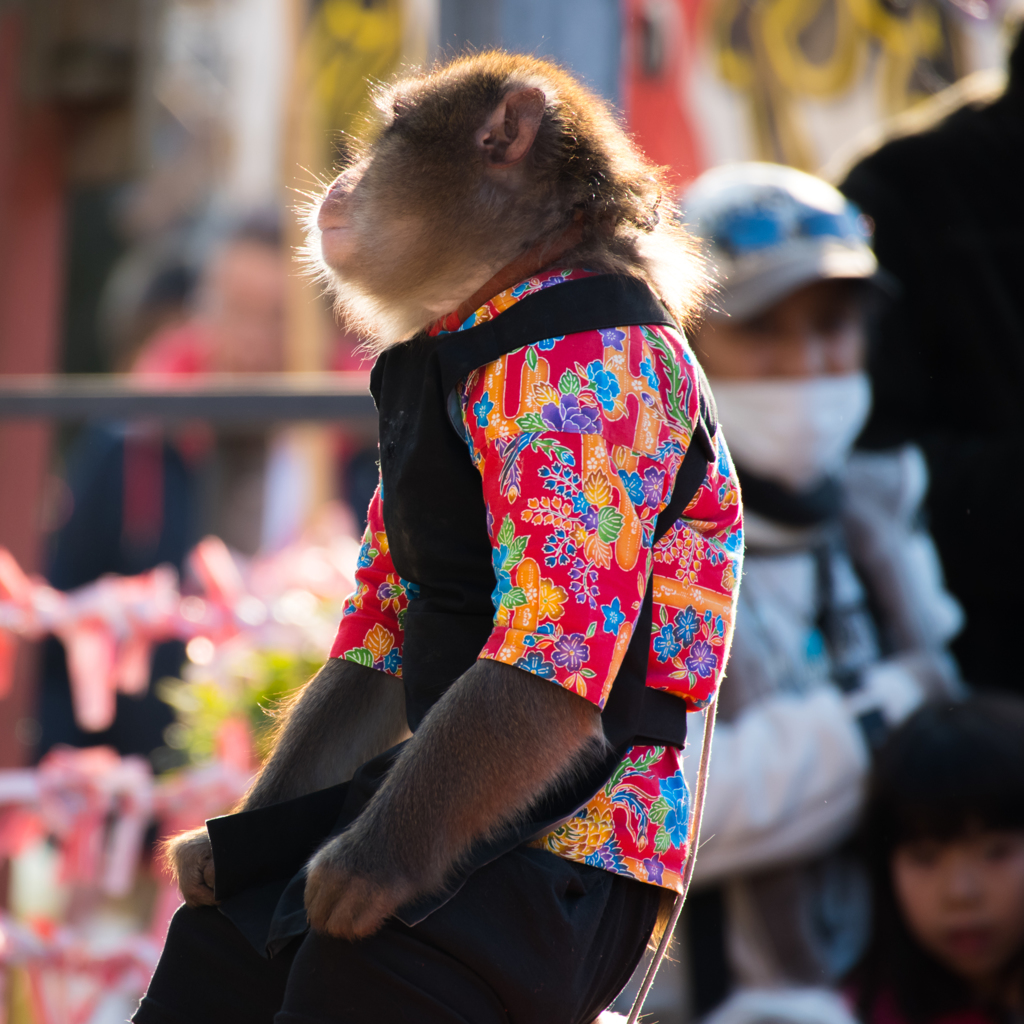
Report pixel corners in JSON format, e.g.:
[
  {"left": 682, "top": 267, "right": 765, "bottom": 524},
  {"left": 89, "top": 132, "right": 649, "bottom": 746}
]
[
  {"left": 307, "top": 50, "right": 708, "bottom": 351},
  {"left": 304, "top": 657, "right": 606, "bottom": 939},
  {"left": 164, "top": 659, "right": 409, "bottom": 907},
  {"left": 166, "top": 657, "right": 604, "bottom": 934}
]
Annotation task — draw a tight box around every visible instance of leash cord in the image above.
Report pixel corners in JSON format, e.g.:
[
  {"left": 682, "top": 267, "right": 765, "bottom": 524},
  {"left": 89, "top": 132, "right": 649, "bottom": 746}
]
[{"left": 626, "top": 693, "right": 719, "bottom": 1024}]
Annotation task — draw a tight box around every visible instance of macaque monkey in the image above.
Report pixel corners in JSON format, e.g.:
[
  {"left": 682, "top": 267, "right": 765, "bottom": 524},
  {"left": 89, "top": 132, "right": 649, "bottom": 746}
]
[
  {"left": 168, "top": 659, "right": 605, "bottom": 938},
  {"left": 166, "top": 50, "right": 704, "bottom": 942}
]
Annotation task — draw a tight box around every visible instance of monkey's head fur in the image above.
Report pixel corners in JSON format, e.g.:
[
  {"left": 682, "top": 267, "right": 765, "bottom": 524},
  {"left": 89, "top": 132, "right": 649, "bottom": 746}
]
[{"left": 310, "top": 50, "right": 707, "bottom": 352}]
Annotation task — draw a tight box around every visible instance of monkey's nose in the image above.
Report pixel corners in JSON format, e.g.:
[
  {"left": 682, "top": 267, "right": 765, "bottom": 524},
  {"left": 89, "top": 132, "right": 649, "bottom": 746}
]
[{"left": 317, "top": 183, "right": 350, "bottom": 231}]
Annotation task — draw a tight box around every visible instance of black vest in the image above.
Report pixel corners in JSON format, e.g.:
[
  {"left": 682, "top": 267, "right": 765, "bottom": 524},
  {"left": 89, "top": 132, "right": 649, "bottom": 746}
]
[
  {"left": 371, "top": 273, "right": 717, "bottom": 745},
  {"left": 208, "top": 274, "right": 717, "bottom": 953}
]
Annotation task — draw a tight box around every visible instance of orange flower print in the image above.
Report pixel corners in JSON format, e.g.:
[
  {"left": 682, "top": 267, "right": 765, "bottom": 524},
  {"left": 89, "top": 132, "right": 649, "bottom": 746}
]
[{"left": 538, "top": 577, "right": 567, "bottom": 621}]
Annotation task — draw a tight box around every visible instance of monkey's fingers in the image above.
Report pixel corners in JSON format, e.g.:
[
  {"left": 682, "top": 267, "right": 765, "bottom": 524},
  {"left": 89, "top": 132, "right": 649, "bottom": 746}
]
[
  {"left": 168, "top": 831, "right": 219, "bottom": 907},
  {"left": 305, "top": 860, "right": 405, "bottom": 940},
  {"left": 319, "top": 874, "right": 402, "bottom": 940},
  {"left": 181, "top": 879, "right": 219, "bottom": 907},
  {"left": 179, "top": 856, "right": 219, "bottom": 907}
]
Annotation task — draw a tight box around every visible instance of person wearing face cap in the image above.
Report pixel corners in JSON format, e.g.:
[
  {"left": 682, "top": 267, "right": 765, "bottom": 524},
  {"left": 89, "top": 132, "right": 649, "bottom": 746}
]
[{"left": 675, "top": 163, "right": 965, "bottom": 1015}]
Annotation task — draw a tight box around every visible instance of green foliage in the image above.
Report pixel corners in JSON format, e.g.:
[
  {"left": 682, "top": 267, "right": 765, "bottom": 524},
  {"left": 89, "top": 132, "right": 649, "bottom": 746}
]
[{"left": 158, "top": 648, "right": 322, "bottom": 768}]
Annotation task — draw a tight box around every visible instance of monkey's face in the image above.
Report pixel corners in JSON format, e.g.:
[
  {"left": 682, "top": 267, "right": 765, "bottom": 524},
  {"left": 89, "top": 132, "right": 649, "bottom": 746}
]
[{"left": 313, "top": 65, "right": 561, "bottom": 344}]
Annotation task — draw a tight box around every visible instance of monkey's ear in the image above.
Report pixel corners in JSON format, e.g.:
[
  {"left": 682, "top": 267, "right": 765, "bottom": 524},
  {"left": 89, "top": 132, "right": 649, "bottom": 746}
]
[{"left": 475, "top": 88, "right": 545, "bottom": 168}]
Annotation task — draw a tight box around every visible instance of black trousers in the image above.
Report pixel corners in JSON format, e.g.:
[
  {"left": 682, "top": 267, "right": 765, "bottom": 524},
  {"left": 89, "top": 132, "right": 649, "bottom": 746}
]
[{"left": 133, "top": 847, "right": 660, "bottom": 1024}]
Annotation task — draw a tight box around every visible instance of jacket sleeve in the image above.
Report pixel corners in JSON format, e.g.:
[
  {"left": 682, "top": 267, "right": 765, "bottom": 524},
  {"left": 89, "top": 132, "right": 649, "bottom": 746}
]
[
  {"left": 330, "top": 484, "right": 413, "bottom": 678},
  {"left": 457, "top": 323, "right": 740, "bottom": 711}
]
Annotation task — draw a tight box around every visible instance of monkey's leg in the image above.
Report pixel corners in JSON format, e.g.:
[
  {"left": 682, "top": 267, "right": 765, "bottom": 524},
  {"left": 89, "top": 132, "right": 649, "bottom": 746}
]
[
  {"left": 166, "top": 659, "right": 409, "bottom": 907},
  {"left": 304, "top": 658, "right": 606, "bottom": 939}
]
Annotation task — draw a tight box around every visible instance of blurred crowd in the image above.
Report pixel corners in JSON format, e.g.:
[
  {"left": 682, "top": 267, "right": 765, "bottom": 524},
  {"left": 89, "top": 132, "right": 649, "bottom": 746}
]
[
  {"left": 649, "top": 25, "right": 1024, "bottom": 1024},
  {"left": 3, "top": 13, "right": 1024, "bottom": 1024}
]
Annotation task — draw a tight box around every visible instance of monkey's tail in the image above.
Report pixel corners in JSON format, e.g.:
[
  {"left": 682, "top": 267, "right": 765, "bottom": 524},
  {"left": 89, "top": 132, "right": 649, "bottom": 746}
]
[{"left": 626, "top": 693, "right": 719, "bottom": 1024}]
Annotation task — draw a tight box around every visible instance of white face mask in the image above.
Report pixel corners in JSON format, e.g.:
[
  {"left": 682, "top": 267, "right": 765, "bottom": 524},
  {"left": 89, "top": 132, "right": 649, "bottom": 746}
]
[{"left": 711, "top": 372, "right": 872, "bottom": 490}]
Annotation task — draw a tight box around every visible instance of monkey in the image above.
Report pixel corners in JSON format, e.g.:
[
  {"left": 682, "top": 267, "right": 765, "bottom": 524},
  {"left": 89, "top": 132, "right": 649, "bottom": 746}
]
[
  {"left": 142, "top": 50, "right": 741, "bottom": 1024},
  {"left": 167, "top": 657, "right": 605, "bottom": 939}
]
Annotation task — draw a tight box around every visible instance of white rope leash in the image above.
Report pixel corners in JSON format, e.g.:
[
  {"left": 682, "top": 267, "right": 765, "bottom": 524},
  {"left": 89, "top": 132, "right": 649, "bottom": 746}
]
[{"left": 626, "top": 693, "right": 719, "bottom": 1024}]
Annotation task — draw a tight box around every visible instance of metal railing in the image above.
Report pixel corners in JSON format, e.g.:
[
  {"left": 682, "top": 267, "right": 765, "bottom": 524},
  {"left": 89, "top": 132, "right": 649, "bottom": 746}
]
[{"left": 0, "top": 373, "right": 377, "bottom": 422}]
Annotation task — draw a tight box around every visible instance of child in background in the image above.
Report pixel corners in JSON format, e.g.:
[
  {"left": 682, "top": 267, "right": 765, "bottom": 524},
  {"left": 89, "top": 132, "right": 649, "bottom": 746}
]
[
  {"left": 850, "top": 696, "right": 1024, "bottom": 1023},
  {"left": 675, "top": 162, "right": 963, "bottom": 1014}
]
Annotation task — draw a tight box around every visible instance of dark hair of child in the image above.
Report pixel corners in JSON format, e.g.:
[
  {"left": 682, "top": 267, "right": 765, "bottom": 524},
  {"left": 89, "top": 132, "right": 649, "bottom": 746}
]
[{"left": 849, "top": 695, "right": 1024, "bottom": 1023}]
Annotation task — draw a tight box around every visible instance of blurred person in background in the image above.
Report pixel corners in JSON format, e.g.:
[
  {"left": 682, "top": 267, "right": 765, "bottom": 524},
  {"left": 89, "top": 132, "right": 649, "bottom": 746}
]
[
  {"left": 133, "top": 211, "right": 285, "bottom": 380},
  {"left": 37, "top": 212, "right": 288, "bottom": 768},
  {"left": 838, "top": 26, "right": 1024, "bottom": 698},
  {"left": 678, "top": 164, "right": 964, "bottom": 1015},
  {"left": 848, "top": 696, "right": 1024, "bottom": 1023}
]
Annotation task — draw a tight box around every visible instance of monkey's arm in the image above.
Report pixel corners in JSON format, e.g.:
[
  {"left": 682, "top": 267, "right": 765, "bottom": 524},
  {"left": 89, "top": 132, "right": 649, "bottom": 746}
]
[
  {"left": 304, "top": 657, "right": 606, "bottom": 939},
  {"left": 242, "top": 660, "right": 409, "bottom": 809},
  {"left": 166, "top": 659, "right": 409, "bottom": 907}
]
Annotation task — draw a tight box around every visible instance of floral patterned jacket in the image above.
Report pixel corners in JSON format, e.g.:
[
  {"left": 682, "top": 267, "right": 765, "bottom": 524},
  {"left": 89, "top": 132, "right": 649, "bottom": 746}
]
[{"left": 331, "top": 267, "right": 744, "bottom": 893}]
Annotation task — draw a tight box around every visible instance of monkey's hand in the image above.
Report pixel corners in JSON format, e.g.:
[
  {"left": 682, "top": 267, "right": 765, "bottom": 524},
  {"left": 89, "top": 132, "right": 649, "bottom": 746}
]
[
  {"left": 164, "top": 826, "right": 218, "bottom": 907},
  {"left": 304, "top": 658, "right": 605, "bottom": 940},
  {"left": 304, "top": 830, "right": 418, "bottom": 940}
]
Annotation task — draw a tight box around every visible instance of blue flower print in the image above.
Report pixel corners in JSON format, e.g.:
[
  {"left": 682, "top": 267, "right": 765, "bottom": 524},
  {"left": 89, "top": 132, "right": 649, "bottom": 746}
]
[
  {"left": 601, "top": 597, "right": 626, "bottom": 634},
  {"left": 540, "top": 271, "right": 570, "bottom": 289},
  {"left": 585, "top": 360, "right": 621, "bottom": 412},
  {"left": 473, "top": 391, "right": 494, "bottom": 427},
  {"left": 618, "top": 470, "right": 645, "bottom": 507},
  {"left": 643, "top": 856, "right": 664, "bottom": 885},
  {"left": 673, "top": 605, "right": 700, "bottom": 646},
  {"left": 552, "top": 633, "right": 590, "bottom": 671},
  {"left": 536, "top": 335, "right": 564, "bottom": 351},
  {"left": 658, "top": 773, "right": 690, "bottom": 847},
  {"left": 401, "top": 578, "right": 420, "bottom": 600},
  {"left": 380, "top": 648, "right": 401, "bottom": 675},
  {"left": 653, "top": 623, "right": 682, "bottom": 662},
  {"left": 490, "top": 544, "right": 513, "bottom": 609},
  {"left": 638, "top": 357, "right": 659, "bottom": 389},
  {"left": 641, "top": 466, "right": 666, "bottom": 508},
  {"left": 540, "top": 393, "right": 601, "bottom": 433},
  {"left": 515, "top": 650, "right": 557, "bottom": 679},
  {"left": 586, "top": 842, "right": 627, "bottom": 873},
  {"left": 598, "top": 327, "right": 626, "bottom": 351},
  {"left": 356, "top": 542, "right": 374, "bottom": 569},
  {"left": 685, "top": 639, "right": 718, "bottom": 678},
  {"left": 511, "top": 279, "right": 539, "bottom": 298}
]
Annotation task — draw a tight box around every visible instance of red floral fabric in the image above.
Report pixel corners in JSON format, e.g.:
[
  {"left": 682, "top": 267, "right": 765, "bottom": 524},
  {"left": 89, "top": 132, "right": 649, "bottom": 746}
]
[{"left": 331, "top": 267, "right": 743, "bottom": 892}]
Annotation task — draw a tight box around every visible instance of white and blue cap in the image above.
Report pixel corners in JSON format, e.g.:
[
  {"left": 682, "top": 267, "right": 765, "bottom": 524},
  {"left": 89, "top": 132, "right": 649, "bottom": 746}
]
[{"left": 682, "top": 162, "right": 878, "bottom": 321}]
